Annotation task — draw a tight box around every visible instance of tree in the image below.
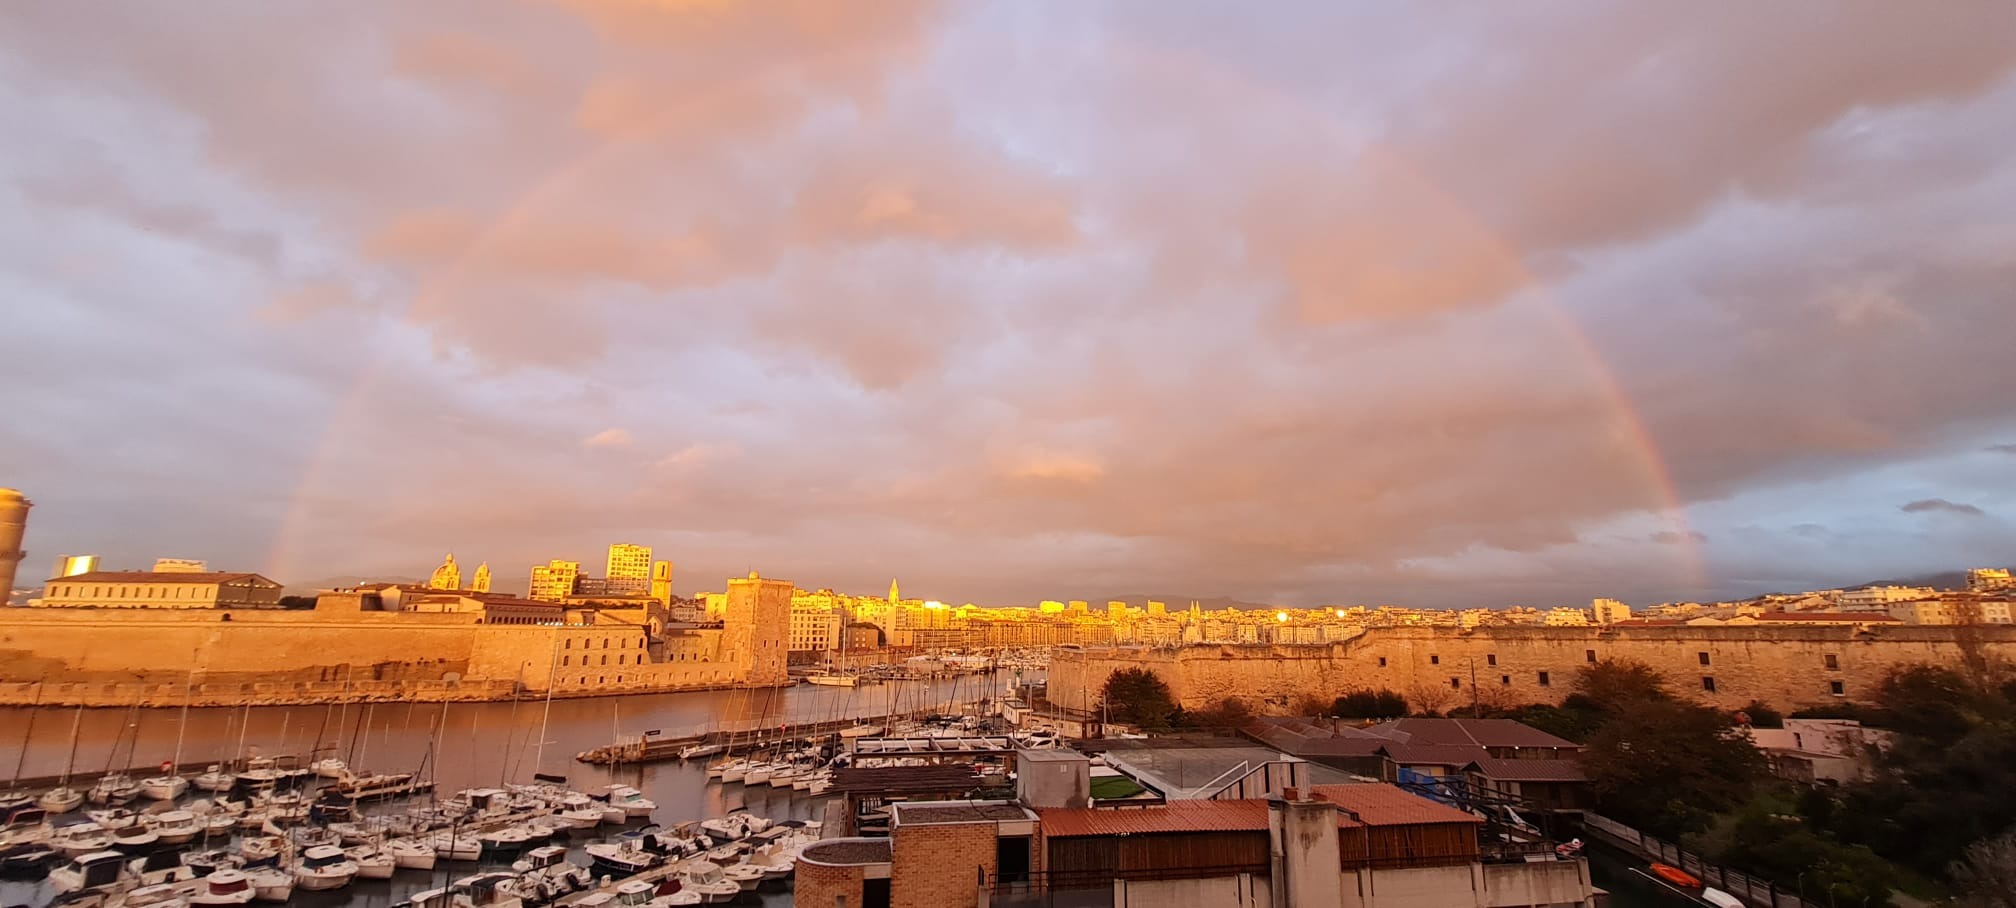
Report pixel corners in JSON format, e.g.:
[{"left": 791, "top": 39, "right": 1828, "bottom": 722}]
[
  {"left": 1953, "top": 829, "right": 2016, "bottom": 908},
  {"left": 1572, "top": 658, "right": 1670, "bottom": 714},
  {"left": 1581, "top": 699, "right": 1767, "bottom": 838},
  {"left": 1332, "top": 689, "right": 1408, "bottom": 719},
  {"left": 1182, "top": 697, "right": 1254, "bottom": 730},
  {"left": 1874, "top": 664, "right": 1991, "bottom": 746},
  {"left": 1100, "top": 668, "right": 1178, "bottom": 731}
]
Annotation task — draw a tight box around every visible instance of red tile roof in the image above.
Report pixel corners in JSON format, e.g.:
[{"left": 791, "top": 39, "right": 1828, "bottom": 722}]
[
  {"left": 1309, "top": 784, "right": 1483, "bottom": 826},
  {"left": 1753, "top": 612, "right": 1902, "bottom": 623},
  {"left": 1376, "top": 743, "right": 1491, "bottom": 766},
  {"left": 51, "top": 571, "right": 273, "bottom": 585}
]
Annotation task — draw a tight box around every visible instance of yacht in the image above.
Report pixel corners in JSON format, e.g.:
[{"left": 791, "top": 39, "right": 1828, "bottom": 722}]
[
  {"left": 192, "top": 766, "right": 237, "bottom": 793},
  {"left": 387, "top": 836, "right": 437, "bottom": 870},
  {"left": 804, "top": 673, "right": 858, "bottom": 687},
  {"left": 344, "top": 843, "right": 396, "bottom": 880},
  {"left": 145, "top": 810, "right": 203, "bottom": 845},
  {"left": 720, "top": 860, "right": 765, "bottom": 892},
  {"left": 310, "top": 758, "right": 348, "bottom": 779},
  {"left": 742, "top": 763, "right": 776, "bottom": 786},
  {"left": 431, "top": 831, "right": 483, "bottom": 862},
  {"left": 188, "top": 869, "right": 258, "bottom": 907},
  {"left": 37, "top": 786, "right": 84, "bottom": 814},
  {"left": 50, "top": 823, "right": 113, "bottom": 857},
  {"left": 88, "top": 775, "right": 140, "bottom": 806},
  {"left": 678, "top": 861, "right": 741, "bottom": 903},
  {"left": 87, "top": 808, "right": 141, "bottom": 831},
  {"left": 140, "top": 774, "right": 189, "bottom": 802},
  {"left": 292, "top": 843, "right": 359, "bottom": 891},
  {"left": 477, "top": 824, "right": 537, "bottom": 853},
  {"left": 243, "top": 865, "right": 295, "bottom": 902},
  {"left": 556, "top": 793, "right": 605, "bottom": 829},
  {"left": 584, "top": 831, "right": 668, "bottom": 877},
  {"left": 49, "top": 850, "right": 131, "bottom": 895},
  {"left": 113, "top": 824, "right": 162, "bottom": 850},
  {"left": 677, "top": 743, "right": 724, "bottom": 760},
  {"left": 602, "top": 785, "right": 656, "bottom": 819}
]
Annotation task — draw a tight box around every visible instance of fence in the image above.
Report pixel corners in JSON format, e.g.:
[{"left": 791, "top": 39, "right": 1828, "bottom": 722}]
[{"left": 1582, "top": 813, "right": 1814, "bottom": 908}]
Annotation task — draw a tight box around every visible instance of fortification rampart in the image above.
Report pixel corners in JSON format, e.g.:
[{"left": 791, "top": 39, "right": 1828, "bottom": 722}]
[
  {"left": 0, "top": 603, "right": 772, "bottom": 705},
  {"left": 1047, "top": 625, "right": 2016, "bottom": 714}
]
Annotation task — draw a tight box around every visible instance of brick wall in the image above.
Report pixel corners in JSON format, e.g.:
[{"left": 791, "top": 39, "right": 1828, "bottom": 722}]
[
  {"left": 1048, "top": 625, "right": 2016, "bottom": 715},
  {"left": 891, "top": 822, "right": 996, "bottom": 908},
  {"left": 794, "top": 860, "right": 864, "bottom": 908}
]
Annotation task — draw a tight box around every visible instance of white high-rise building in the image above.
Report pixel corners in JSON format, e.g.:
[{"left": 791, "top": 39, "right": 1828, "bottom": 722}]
[
  {"left": 1591, "top": 598, "right": 1631, "bottom": 624},
  {"left": 606, "top": 543, "right": 651, "bottom": 594}
]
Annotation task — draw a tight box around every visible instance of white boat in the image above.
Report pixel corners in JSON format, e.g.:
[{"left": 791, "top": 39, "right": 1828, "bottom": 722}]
[
  {"left": 51, "top": 823, "right": 113, "bottom": 857},
  {"left": 244, "top": 866, "right": 295, "bottom": 902},
  {"left": 310, "top": 758, "right": 348, "bottom": 779},
  {"left": 189, "top": 868, "right": 258, "bottom": 907},
  {"left": 742, "top": 764, "right": 775, "bottom": 786},
  {"left": 720, "top": 860, "right": 765, "bottom": 891},
  {"left": 140, "top": 775, "right": 189, "bottom": 802},
  {"left": 192, "top": 766, "right": 236, "bottom": 793},
  {"left": 557, "top": 794, "right": 605, "bottom": 828},
  {"left": 745, "top": 843, "right": 795, "bottom": 881},
  {"left": 388, "top": 837, "right": 437, "bottom": 870},
  {"left": 238, "top": 834, "right": 285, "bottom": 863},
  {"left": 478, "top": 825, "right": 536, "bottom": 852},
  {"left": 123, "top": 881, "right": 191, "bottom": 908},
  {"left": 838, "top": 724, "right": 883, "bottom": 739},
  {"left": 87, "top": 808, "right": 141, "bottom": 831},
  {"left": 344, "top": 844, "right": 396, "bottom": 880},
  {"left": 145, "top": 810, "right": 202, "bottom": 845},
  {"left": 293, "top": 843, "right": 358, "bottom": 891},
  {"left": 38, "top": 787, "right": 84, "bottom": 814},
  {"left": 113, "top": 826, "right": 161, "bottom": 850},
  {"left": 603, "top": 785, "right": 656, "bottom": 819},
  {"left": 50, "top": 850, "right": 130, "bottom": 894},
  {"left": 679, "top": 861, "right": 741, "bottom": 903},
  {"left": 805, "top": 673, "right": 858, "bottom": 687},
  {"left": 678, "top": 743, "right": 724, "bottom": 760},
  {"left": 766, "top": 765, "right": 800, "bottom": 787},
  {"left": 431, "top": 831, "right": 482, "bottom": 862},
  {"left": 88, "top": 775, "right": 140, "bottom": 805}
]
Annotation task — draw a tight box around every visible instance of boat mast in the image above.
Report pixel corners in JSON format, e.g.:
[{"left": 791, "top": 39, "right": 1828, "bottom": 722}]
[
  {"left": 57, "top": 704, "right": 83, "bottom": 786},
  {"left": 8, "top": 679, "right": 42, "bottom": 792},
  {"left": 529, "top": 628, "right": 561, "bottom": 781},
  {"left": 232, "top": 703, "right": 251, "bottom": 769},
  {"left": 170, "top": 668, "right": 194, "bottom": 773}
]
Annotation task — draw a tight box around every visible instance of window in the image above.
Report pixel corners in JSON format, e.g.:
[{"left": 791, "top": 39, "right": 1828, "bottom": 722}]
[
  {"left": 1500, "top": 675, "right": 1511, "bottom": 686},
  {"left": 1377, "top": 657, "right": 1387, "bottom": 667},
  {"left": 601, "top": 655, "right": 608, "bottom": 666},
  {"left": 1585, "top": 649, "right": 1597, "bottom": 663},
  {"left": 1487, "top": 654, "right": 1497, "bottom": 666},
  {"left": 564, "top": 639, "right": 571, "bottom": 650},
  {"left": 562, "top": 656, "right": 570, "bottom": 666},
  {"left": 1824, "top": 654, "right": 1839, "bottom": 671},
  {"left": 1829, "top": 680, "right": 1845, "bottom": 696},
  {"left": 1538, "top": 671, "right": 1551, "bottom": 687},
  {"left": 1450, "top": 677, "right": 1461, "bottom": 689},
  {"left": 1698, "top": 651, "right": 1711, "bottom": 666},
  {"left": 1430, "top": 655, "right": 1440, "bottom": 665},
  {"left": 1702, "top": 676, "right": 1716, "bottom": 692}
]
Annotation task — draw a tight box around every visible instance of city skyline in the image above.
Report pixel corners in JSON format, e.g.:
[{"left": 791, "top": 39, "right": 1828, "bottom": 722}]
[{"left": 4, "top": 4, "right": 2016, "bottom": 607}]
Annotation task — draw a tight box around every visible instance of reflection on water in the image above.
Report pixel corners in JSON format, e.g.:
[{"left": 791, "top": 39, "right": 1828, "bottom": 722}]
[{"left": 1, "top": 672, "right": 1015, "bottom": 792}]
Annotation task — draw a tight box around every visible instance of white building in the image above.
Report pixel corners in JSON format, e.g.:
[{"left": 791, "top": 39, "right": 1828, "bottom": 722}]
[
  {"left": 1542, "top": 607, "right": 1591, "bottom": 626},
  {"left": 605, "top": 543, "right": 652, "bottom": 594},
  {"left": 789, "top": 599, "right": 843, "bottom": 652},
  {"left": 1839, "top": 585, "right": 1935, "bottom": 609},
  {"left": 38, "top": 571, "right": 283, "bottom": 609},
  {"left": 1590, "top": 598, "right": 1631, "bottom": 625}
]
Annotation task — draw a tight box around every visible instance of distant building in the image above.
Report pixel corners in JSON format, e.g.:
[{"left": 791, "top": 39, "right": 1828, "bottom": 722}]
[
  {"left": 428, "top": 554, "right": 461, "bottom": 591},
  {"left": 470, "top": 562, "right": 492, "bottom": 594},
  {"left": 789, "top": 597, "right": 843, "bottom": 653},
  {"left": 1969, "top": 568, "right": 2015, "bottom": 593},
  {"left": 1068, "top": 600, "right": 1089, "bottom": 613},
  {"left": 1039, "top": 600, "right": 1065, "bottom": 614},
  {"left": 151, "top": 558, "right": 207, "bottom": 574},
  {"left": 1146, "top": 600, "right": 1167, "bottom": 617},
  {"left": 888, "top": 578, "right": 901, "bottom": 604},
  {"left": 1839, "top": 585, "right": 1935, "bottom": 609},
  {"left": 1591, "top": 598, "right": 1631, "bottom": 625},
  {"left": 52, "top": 554, "right": 98, "bottom": 579},
  {"left": 529, "top": 560, "right": 581, "bottom": 602},
  {"left": 1542, "top": 607, "right": 1590, "bottom": 626},
  {"left": 37, "top": 571, "right": 283, "bottom": 609},
  {"left": 650, "top": 560, "right": 674, "bottom": 604},
  {"left": 605, "top": 543, "right": 651, "bottom": 595}
]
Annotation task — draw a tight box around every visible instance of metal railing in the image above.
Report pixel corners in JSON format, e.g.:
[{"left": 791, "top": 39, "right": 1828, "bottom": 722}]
[{"left": 1583, "top": 813, "right": 1816, "bottom": 908}]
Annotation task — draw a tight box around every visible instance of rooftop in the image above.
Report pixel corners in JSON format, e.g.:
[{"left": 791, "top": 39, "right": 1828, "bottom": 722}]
[
  {"left": 1307, "top": 784, "right": 1484, "bottom": 826},
  {"left": 893, "top": 802, "right": 1034, "bottom": 825},
  {"left": 1039, "top": 784, "right": 1479, "bottom": 837},
  {"left": 1099, "top": 745, "right": 1355, "bottom": 799},
  {"left": 828, "top": 764, "right": 981, "bottom": 795},
  {"left": 1462, "top": 757, "right": 1588, "bottom": 783},
  {"left": 50, "top": 570, "right": 272, "bottom": 585},
  {"left": 798, "top": 839, "right": 892, "bottom": 867},
  {"left": 1363, "top": 718, "right": 1579, "bottom": 750}
]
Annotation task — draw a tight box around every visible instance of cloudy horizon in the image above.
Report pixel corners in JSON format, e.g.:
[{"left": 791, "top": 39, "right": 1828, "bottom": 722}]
[{"left": 3, "top": 2, "right": 2014, "bottom": 608}]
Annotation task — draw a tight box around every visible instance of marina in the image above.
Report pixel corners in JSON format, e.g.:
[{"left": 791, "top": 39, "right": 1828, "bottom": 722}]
[{"left": 0, "top": 675, "right": 1036, "bottom": 908}]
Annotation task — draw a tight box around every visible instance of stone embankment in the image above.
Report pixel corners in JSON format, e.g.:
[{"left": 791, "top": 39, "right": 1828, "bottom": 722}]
[{"left": 0, "top": 677, "right": 768, "bottom": 708}]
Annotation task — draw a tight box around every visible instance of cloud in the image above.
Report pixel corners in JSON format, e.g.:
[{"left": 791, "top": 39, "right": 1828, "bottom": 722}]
[
  {"left": 1900, "top": 498, "right": 1986, "bottom": 516},
  {"left": 1989, "top": 444, "right": 2016, "bottom": 455},
  {"left": 5, "top": 2, "right": 2016, "bottom": 607}
]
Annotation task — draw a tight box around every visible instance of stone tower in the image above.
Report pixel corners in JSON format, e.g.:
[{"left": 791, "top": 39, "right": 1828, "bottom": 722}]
[
  {"left": 0, "top": 489, "right": 28, "bottom": 606},
  {"left": 889, "top": 578, "right": 900, "bottom": 604},
  {"left": 650, "top": 560, "right": 675, "bottom": 605},
  {"left": 723, "top": 571, "right": 792, "bottom": 686}
]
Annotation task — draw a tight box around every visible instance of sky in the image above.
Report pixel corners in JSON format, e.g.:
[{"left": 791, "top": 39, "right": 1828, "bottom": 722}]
[{"left": 2, "top": 1, "right": 2015, "bottom": 608}]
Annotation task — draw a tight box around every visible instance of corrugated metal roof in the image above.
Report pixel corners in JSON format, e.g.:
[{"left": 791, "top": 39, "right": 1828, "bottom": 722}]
[
  {"left": 1464, "top": 757, "right": 1588, "bottom": 783},
  {"left": 1040, "top": 784, "right": 1479, "bottom": 836},
  {"left": 1309, "top": 784, "right": 1484, "bottom": 826}
]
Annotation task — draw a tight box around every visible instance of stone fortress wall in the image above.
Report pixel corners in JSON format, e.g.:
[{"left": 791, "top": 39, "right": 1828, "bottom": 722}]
[
  {"left": 1046, "top": 625, "right": 2016, "bottom": 715},
  {"left": 0, "top": 583, "right": 787, "bottom": 705}
]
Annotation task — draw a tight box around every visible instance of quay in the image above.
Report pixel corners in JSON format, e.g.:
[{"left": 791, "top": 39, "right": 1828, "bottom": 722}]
[{"left": 575, "top": 715, "right": 902, "bottom": 765}]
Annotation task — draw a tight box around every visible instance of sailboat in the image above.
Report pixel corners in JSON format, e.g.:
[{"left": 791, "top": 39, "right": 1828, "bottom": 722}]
[
  {"left": 38, "top": 706, "right": 86, "bottom": 813},
  {"left": 196, "top": 704, "right": 249, "bottom": 793},
  {"left": 142, "top": 672, "right": 196, "bottom": 800}
]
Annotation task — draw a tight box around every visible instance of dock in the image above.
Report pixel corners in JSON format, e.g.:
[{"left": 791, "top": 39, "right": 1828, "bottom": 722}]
[{"left": 574, "top": 715, "right": 900, "bottom": 765}]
